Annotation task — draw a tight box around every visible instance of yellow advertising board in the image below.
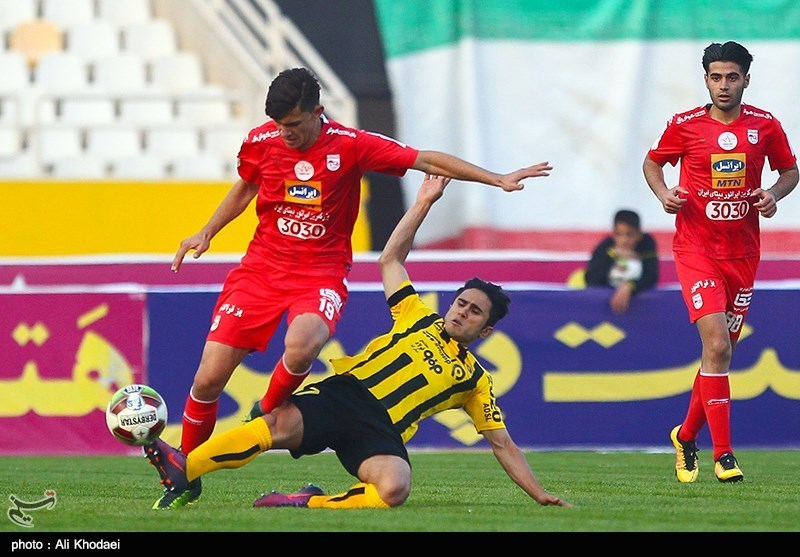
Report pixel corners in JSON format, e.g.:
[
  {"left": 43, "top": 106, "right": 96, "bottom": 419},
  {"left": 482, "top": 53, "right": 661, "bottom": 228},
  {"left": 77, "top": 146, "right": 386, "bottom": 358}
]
[{"left": 0, "top": 179, "right": 371, "bottom": 256}]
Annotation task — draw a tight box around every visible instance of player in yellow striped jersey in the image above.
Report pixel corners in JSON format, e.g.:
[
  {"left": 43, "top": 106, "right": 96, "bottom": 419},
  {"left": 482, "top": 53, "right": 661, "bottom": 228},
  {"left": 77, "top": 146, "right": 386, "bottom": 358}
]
[{"left": 144, "top": 168, "right": 570, "bottom": 509}]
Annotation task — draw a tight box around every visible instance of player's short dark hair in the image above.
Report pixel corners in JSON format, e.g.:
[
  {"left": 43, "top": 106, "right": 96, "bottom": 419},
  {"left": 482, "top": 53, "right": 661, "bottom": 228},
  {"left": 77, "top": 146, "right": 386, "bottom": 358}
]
[
  {"left": 455, "top": 277, "right": 510, "bottom": 327},
  {"left": 702, "top": 41, "right": 753, "bottom": 74},
  {"left": 265, "top": 67, "right": 321, "bottom": 120},
  {"left": 613, "top": 209, "right": 641, "bottom": 230}
]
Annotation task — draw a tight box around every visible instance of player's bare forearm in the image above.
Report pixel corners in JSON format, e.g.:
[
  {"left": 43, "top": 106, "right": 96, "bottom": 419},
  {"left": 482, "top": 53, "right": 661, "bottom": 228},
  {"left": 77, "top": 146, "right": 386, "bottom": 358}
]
[
  {"left": 484, "top": 428, "right": 571, "bottom": 507},
  {"left": 413, "top": 151, "right": 551, "bottom": 192},
  {"left": 379, "top": 175, "right": 449, "bottom": 298},
  {"left": 172, "top": 179, "right": 258, "bottom": 272}
]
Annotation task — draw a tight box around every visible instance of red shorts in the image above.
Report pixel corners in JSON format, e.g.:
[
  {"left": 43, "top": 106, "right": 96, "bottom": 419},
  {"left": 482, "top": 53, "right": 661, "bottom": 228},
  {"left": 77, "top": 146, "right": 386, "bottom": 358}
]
[
  {"left": 206, "top": 265, "right": 349, "bottom": 351},
  {"left": 673, "top": 251, "right": 759, "bottom": 341}
]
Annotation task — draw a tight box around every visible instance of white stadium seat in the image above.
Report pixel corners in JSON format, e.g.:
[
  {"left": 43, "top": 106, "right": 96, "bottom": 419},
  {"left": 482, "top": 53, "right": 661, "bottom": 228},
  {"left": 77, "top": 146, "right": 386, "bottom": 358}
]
[
  {"left": 34, "top": 52, "right": 89, "bottom": 93},
  {"left": 59, "top": 96, "right": 116, "bottom": 126},
  {"left": 66, "top": 20, "right": 121, "bottom": 64},
  {"left": 41, "top": 0, "right": 95, "bottom": 29},
  {"left": 50, "top": 155, "right": 108, "bottom": 179},
  {"left": 0, "top": 0, "right": 37, "bottom": 34},
  {"left": 144, "top": 126, "right": 200, "bottom": 160},
  {"left": 98, "top": 0, "right": 153, "bottom": 27},
  {"left": 34, "top": 126, "right": 83, "bottom": 165},
  {"left": 202, "top": 125, "right": 247, "bottom": 160},
  {"left": 85, "top": 127, "right": 142, "bottom": 164},
  {"left": 122, "top": 19, "right": 178, "bottom": 62},
  {"left": 118, "top": 96, "right": 175, "bottom": 126},
  {"left": 176, "top": 94, "right": 233, "bottom": 125},
  {"left": 149, "top": 53, "right": 205, "bottom": 94},
  {"left": 171, "top": 155, "right": 228, "bottom": 180},
  {"left": 92, "top": 53, "right": 149, "bottom": 93},
  {"left": 112, "top": 155, "right": 167, "bottom": 179}
]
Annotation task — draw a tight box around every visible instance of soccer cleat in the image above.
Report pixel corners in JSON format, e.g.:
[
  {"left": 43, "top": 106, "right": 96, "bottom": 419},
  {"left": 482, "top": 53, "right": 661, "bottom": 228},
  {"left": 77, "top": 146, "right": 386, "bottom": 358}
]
[
  {"left": 243, "top": 400, "right": 265, "bottom": 423},
  {"left": 715, "top": 452, "right": 744, "bottom": 483},
  {"left": 143, "top": 438, "right": 202, "bottom": 509},
  {"left": 670, "top": 425, "right": 699, "bottom": 483},
  {"left": 152, "top": 478, "right": 202, "bottom": 510},
  {"left": 253, "top": 483, "right": 325, "bottom": 508}
]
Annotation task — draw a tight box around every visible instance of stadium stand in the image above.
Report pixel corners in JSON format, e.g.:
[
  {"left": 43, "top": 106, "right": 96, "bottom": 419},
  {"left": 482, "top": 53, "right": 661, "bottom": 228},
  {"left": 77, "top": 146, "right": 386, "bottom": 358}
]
[{"left": 0, "top": 0, "right": 353, "bottom": 180}]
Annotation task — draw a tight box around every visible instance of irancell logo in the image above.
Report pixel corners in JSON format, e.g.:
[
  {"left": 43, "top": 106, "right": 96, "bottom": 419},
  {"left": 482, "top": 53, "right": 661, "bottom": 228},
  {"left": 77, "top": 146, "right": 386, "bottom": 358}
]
[
  {"left": 742, "top": 106, "right": 772, "bottom": 120},
  {"left": 676, "top": 109, "right": 706, "bottom": 125}
]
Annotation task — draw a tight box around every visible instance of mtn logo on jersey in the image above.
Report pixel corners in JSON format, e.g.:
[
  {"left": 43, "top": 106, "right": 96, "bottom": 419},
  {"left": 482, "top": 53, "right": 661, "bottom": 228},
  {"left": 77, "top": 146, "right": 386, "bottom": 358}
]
[
  {"left": 285, "top": 181, "right": 322, "bottom": 209},
  {"left": 710, "top": 153, "right": 745, "bottom": 189}
]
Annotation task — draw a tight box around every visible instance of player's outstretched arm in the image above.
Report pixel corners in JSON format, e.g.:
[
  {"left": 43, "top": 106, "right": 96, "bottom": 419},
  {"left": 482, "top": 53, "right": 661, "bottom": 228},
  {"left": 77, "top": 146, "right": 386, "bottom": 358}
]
[
  {"left": 171, "top": 179, "right": 259, "bottom": 272},
  {"left": 483, "top": 428, "right": 572, "bottom": 507},
  {"left": 378, "top": 174, "right": 450, "bottom": 299},
  {"left": 413, "top": 151, "right": 551, "bottom": 192}
]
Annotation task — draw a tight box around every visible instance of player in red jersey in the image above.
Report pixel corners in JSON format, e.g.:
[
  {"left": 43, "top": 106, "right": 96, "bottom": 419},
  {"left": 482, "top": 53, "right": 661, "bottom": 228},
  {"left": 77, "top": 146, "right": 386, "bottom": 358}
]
[
  {"left": 161, "top": 67, "right": 552, "bottom": 505},
  {"left": 643, "top": 42, "right": 798, "bottom": 483}
]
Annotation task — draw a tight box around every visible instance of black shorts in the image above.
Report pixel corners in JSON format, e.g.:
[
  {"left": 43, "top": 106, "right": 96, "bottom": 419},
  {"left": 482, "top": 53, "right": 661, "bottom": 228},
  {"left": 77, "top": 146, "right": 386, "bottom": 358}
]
[{"left": 289, "top": 374, "right": 409, "bottom": 477}]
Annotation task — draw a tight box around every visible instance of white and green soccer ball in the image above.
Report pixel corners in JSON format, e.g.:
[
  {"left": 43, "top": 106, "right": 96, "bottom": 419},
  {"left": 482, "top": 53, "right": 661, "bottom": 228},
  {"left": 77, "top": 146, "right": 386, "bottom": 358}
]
[{"left": 105, "top": 384, "right": 168, "bottom": 446}]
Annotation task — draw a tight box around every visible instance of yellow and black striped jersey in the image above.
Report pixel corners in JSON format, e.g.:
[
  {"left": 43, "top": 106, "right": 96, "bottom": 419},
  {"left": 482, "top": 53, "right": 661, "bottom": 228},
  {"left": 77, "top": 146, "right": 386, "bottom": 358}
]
[{"left": 330, "top": 280, "right": 506, "bottom": 443}]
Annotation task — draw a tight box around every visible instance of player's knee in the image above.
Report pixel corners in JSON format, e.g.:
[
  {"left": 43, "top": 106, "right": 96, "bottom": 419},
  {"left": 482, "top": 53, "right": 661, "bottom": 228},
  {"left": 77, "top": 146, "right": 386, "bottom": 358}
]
[
  {"left": 704, "top": 335, "right": 732, "bottom": 361},
  {"left": 191, "top": 374, "right": 226, "bottom": 400},
  {"left": 377, "top": 480, "right": 410, "bottom": 507}
]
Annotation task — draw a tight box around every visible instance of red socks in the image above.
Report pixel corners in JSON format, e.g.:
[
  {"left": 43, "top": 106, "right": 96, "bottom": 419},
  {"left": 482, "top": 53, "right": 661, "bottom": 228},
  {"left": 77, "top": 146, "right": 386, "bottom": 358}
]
[
  {"left": 180, "top": 393, "right": 219, "bottom": 455},
  {"left": 698, "top": 372, "right": 732, "bottom": 460},
  {"left": 258, "top": 356, "right": 310, "bottom": 414},
  {"left": 679, "top": 370, "right": 706, "bottom": 440},
  {"left": 680, "top": 370, "right": 732, "bottom": 460}
]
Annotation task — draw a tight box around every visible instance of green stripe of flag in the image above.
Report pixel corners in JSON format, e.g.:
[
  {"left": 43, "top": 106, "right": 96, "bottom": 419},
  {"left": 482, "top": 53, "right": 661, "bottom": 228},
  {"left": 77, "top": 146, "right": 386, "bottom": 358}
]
[{"left": 374, "top": 0, "right": 800, "bottom": 58}]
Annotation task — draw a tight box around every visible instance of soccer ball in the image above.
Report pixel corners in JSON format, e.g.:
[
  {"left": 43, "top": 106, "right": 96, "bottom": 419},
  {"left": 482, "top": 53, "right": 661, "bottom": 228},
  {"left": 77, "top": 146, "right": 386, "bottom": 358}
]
[{"left": 105, "top": 384, "right": 168, "bottom": 446}]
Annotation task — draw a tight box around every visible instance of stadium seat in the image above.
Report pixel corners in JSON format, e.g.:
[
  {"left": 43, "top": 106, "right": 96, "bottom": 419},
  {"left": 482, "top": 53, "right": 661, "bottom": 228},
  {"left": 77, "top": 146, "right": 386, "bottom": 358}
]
[
  {"left": 34, "top": 52, "right": 89, "bottom": 93},
  {"left": 0, "top": 126, "right": 23, "bottom": 157},
  {"left": 171, "top": 155, "right": 228, "bottom": 180},
  {"left": 122, "top": 19, "right": 178, "bottom": 62},
  {"left": 176, "top": 93, "right": 233, "bottom": 125},
  {"left": 0, "top": 51, "right": 29, "bottom": 95},
  {"left": 9, "top": 19, "right": 64, "bottom": 67},
  {"left": 34, "top": 126, "right": 83, "bottom": 165},
  {"left": 65, "top": 20, "right": 121, "bottom": 64},
  {"left": 144, "top": 126, "right": 200, "bottom": 161},
  {"left": 0, "top": 151, "right": 38, "bottom": 178},
  {"left": 149, "top": 53, "right": 205, "bottom": 94},
  {"left": 41, "top": 0, "right": 95, "bottom": 29},
  {"left": 50, "top": 155, "right": 108, "bottom": 179},
  {"left": 202, "top": 125, "right": 247, "bottom": 160},
  {"left": 0, "top": 0, "right": 37, "bottom": 35},
  {"left": 98, "top": 0, "right": 153, "bottom": 27},
  {"left": 59, "top": 96, "right": 116, "bottom": 126},
  {"left": 85, "top": 127, "right": 142, "bottom": 164},
  {"left": 92, "top": 53, "right": 148, "bottom": 94},
  {"left": 118, "top": 96, "right": 175, "bottom": 126},
  {"left": 111, "top": 155, "right": 167, "bottom": 179}
]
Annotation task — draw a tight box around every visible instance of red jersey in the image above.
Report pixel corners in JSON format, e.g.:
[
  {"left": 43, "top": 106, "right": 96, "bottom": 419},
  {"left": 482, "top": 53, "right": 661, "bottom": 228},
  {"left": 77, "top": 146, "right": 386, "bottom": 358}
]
[
  {"left": 647, "top": 103, "right": 796, "bottom": 259},
  {"left": 236, "top": 115, "right": 419, "bottom": 275}
]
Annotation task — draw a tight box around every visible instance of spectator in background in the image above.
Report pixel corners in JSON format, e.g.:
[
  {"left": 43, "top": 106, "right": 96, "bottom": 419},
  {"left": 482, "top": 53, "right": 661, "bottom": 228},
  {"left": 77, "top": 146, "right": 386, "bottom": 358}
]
[{"left": 584, "top": 209, "right": 659, "bottom": 314}]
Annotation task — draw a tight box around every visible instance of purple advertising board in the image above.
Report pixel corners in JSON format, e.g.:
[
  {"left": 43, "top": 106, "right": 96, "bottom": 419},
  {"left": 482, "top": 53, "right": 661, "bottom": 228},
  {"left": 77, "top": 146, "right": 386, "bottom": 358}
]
[
  {"left": 0, "top": 293, "right": 147, "bottom": 455},
  {"left": 146, "top": 287, "right": 800, "bottom": 451}
]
